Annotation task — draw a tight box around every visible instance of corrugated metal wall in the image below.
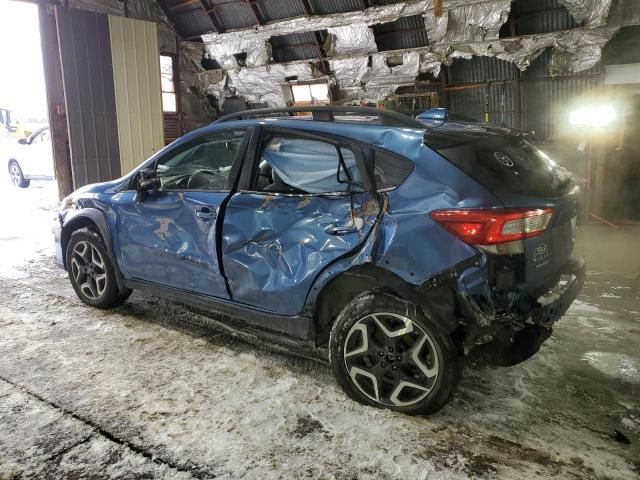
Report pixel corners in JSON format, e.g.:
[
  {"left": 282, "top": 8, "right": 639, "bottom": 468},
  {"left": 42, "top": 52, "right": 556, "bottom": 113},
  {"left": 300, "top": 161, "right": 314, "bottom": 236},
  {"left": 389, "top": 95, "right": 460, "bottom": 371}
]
[
  {"left": 56, "top": 7, "right": 121, "bottom": 188},
  {"left": 372, "top": 14, "right": 430, "bottom": 51},
  {"left": 109, "top": 16, "right": 164, "bottom": 175},
  {"left": 509, "top": 0, "right": 579, "bottom": 36},
  {"left": 208, "top": 0, "right": 256, "bottom": 30},
  {"left": 520, "top": 49, "right": 602, "bottom": 138},
  {"left": 270, "top": 31, "right": 326, "bottom": 62}
]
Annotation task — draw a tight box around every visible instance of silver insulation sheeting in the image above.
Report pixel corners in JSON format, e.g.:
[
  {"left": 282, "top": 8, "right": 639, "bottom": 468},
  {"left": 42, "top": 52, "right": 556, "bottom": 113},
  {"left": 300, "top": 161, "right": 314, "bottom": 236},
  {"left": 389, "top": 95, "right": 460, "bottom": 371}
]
[
  {"left": 64, "top": 0, "right": 622, "bottom": 107},
  {"left": 364, "top": 52, "right": 422, "bottom": 101},
  {"left": 442, "top": 27, "right": 616, "bottom": 74},
  {"left": 424, "top": 0, "right": 511, "bottom": 44},
  {"left": 227, "top": 64, "right": 329, "bottom": 107},
  {"left": 326, "top": 24, "right": 378, "bottom": 57},
  {"left": 558, "top": 0, "right": 614, "bottom": 28},
  {"left": 199, "top": 0, "right": 618, "bottom": 106}
]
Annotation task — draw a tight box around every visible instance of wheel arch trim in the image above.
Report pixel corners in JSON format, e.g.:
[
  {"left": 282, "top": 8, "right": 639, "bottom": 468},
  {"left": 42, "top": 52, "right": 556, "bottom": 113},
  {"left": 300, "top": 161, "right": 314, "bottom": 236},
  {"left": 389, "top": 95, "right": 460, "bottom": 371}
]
[
  {"left": 61, "top": 208, "right": 127, "bottom": 293},
  {"left": 309, "top": 263, "right": 463, "bottom": 347}
]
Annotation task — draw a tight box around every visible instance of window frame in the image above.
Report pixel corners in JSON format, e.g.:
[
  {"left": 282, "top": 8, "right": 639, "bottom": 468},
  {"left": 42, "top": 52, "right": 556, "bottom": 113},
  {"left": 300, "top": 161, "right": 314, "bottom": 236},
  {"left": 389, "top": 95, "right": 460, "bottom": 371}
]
[
  {"left": 124, "top": 127, "right": 253, "bottom": 193},
  {"left": 237, "top": 126, "right": 375, "bottom": 196},
  {"left": 159, "top": 53, "right": 178, "bottom": 114}
]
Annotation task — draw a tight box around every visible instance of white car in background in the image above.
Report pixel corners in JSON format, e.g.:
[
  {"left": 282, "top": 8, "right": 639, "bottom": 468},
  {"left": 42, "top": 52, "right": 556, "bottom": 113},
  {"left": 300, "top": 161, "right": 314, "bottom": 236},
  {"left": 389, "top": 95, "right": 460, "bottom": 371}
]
[{"left": 6, "top": 126, "right": 54, "bottom": 188}]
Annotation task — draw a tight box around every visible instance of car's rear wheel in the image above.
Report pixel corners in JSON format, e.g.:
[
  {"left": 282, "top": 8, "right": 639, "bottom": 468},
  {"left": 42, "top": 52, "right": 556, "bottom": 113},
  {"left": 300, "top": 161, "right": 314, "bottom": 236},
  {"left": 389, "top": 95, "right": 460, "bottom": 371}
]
[
  {"left": 329, "top": 292, "right": 462, "bottom": 415},
  {"left": 66, "top": 230, "right": 131, "bottom": 309},
  {"left": 8, "top": 161, "right": 30, "bottom": 188}
]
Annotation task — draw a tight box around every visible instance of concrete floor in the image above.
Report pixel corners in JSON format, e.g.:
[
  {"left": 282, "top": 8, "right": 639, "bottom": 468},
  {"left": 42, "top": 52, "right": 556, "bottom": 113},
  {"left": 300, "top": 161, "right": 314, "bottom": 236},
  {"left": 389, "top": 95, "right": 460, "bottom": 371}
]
[{"left": 0, "top": 180, "right": 638, "bottom": 479}]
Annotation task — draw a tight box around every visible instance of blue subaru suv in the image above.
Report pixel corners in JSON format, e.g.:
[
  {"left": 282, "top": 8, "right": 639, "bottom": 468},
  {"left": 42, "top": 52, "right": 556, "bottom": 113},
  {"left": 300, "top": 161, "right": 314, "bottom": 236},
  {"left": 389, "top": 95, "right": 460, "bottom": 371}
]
[{"left": 53, "top": 107, "right": 584, "bottom": 414}]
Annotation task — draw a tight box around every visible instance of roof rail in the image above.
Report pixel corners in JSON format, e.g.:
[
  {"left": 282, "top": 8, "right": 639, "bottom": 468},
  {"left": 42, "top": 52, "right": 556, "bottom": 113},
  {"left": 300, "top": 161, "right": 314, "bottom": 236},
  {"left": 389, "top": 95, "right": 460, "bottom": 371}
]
[{"left": 212, "top": 106, "right": 425, "bottom": 129}]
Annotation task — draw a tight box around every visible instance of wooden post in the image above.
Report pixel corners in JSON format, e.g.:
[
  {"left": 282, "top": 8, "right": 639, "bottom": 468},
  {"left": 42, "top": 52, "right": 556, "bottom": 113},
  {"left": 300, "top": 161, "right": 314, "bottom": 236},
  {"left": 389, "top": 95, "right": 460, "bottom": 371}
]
[
  {"left": 38, "top": 4, "right": 73, "bottom": 199},
  {"left": 434, "top": 0, "right": 443, "bottom": 17}
]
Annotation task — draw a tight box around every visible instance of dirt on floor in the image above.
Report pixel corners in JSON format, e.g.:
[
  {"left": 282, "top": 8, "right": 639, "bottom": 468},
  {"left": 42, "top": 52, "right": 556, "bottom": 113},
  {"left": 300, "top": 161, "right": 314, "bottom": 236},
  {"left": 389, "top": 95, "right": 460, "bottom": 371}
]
[{"left": 0, "top": 181, "right": 639, "bottom": 479}]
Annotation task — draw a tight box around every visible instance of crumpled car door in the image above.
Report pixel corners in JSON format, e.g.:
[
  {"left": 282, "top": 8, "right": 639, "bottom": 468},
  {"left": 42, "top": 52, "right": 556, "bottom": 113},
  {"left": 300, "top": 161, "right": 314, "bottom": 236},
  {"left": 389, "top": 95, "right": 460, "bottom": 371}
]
[{"left": 221, "top": 191, "right": 380, "bottom": 316}]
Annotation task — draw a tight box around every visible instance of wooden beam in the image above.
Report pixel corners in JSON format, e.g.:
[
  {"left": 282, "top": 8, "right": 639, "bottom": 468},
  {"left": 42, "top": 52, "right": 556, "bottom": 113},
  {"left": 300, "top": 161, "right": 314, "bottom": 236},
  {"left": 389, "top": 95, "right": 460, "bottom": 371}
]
[
  {"left": 313, "top": 30, "right": 325, "bottom": 59},
  {"left": 200, "top": 1, "right": 223, "bottom": 32},
  {"left": 38, "top": 4, "right": 73, "bottom": 198},
  {"left": 247, "top": 0, "right": 264, "bottom": 26},
  {"left": 169, "top": 0, "right": 202, "bottom": 11},
  {"left": 434, "top": 0, "right": 443, "bottom": 17},
  {"left": 298, "top": 0, "right": 313, "bottom": 16}
]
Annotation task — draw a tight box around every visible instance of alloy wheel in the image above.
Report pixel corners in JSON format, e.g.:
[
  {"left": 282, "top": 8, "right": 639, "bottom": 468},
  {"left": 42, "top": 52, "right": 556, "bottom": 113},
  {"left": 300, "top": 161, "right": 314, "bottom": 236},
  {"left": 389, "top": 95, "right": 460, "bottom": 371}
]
[
  {"left": 70, "top": 241, "right": 108, "bottom": 300},
  {"left": 9, "top": 163, "right": 21, "bottom": 186},
  {"left": 343, "top": 312, "right": 439, "bottom": 407}
]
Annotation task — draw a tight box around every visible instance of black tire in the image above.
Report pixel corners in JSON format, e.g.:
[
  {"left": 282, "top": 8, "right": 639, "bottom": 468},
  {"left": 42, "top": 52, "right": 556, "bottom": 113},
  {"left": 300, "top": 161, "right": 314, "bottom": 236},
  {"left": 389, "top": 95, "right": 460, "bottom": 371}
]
[
  {"left": 65, "top": 229, "right": 132, "bottom": 309},
  {"left": 8, "top": 161, "right": 30, "bottom": 188},
  {"left": 329, "top": 292, "right": 462, "bottom": 415}
]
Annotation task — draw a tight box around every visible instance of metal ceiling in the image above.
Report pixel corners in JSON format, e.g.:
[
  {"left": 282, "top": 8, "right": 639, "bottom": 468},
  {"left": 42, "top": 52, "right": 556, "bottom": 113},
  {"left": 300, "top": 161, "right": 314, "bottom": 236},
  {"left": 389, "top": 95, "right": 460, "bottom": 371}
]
[
  {"left": 499, "top": 0, "right": 580, "bottom": 37},
  {"left": 270, "top": 30, "right": 327, "bottom": 62},
  {"left": 162, "top": 0, "right": 413, "bottom": 38},
  {"left": 371, "top": 14, "right": 430, "bottom": 51}
]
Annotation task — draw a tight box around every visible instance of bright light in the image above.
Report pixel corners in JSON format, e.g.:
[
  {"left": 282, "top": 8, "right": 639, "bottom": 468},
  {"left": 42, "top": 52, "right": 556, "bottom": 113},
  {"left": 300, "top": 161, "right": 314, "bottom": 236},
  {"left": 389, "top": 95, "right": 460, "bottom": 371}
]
[
  {"left": 569, "top": 105, "right": 616, "bottom": 127},
  {"left": 291, "top": 83, "right": 329, "bottom": 103}
]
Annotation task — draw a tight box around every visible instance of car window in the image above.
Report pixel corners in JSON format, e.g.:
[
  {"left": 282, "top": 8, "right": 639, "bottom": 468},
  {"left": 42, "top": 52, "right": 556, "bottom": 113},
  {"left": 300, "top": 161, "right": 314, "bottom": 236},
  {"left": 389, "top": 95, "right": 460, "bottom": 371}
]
[
  {"left": 31, "top": 130, "right": 46, "bottom": 144},
  {"left": 156, "top": 130, "right": 245, "bottom": 191},
  {"left": 433, "top": 135, "right": 574, "bottom": 198},
  {"left": 254, "top": 136, "right": 363, "bottom": 194},
  {"left": 373, "top": 149, "right": 414, "bottom": 191}
]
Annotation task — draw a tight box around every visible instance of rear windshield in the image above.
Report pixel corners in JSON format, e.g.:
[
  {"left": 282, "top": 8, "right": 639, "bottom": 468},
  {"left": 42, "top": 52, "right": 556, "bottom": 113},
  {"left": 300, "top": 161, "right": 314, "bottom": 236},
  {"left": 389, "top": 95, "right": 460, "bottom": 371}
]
[{"left": 428, "top": 133, "right": 574, "bottom": 197}]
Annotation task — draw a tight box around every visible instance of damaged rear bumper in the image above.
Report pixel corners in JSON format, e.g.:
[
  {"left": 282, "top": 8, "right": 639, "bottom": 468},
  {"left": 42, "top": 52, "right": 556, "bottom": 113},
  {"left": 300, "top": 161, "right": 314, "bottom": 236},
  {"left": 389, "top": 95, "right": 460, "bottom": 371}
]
[
  {"left": 532, "top": 256, "right": 585, "bottom": 327},
  {"left": 458, "top": 255, "right": 585, "bottom": 366}
]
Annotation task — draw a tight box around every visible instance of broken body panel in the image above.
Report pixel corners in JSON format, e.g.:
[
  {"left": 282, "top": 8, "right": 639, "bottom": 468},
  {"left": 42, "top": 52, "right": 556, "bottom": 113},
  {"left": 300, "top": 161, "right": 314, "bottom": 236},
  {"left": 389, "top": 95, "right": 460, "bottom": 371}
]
[{"left": 54, "top": 117, "right": 584, "bottom": 364}]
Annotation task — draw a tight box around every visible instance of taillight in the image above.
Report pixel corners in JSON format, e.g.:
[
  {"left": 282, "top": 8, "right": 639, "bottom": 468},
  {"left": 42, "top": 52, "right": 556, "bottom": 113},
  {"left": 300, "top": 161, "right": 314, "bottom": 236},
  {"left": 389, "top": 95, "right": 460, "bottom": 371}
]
[{"left": 430, "top": 208, "right": 553, "bottom": 253}]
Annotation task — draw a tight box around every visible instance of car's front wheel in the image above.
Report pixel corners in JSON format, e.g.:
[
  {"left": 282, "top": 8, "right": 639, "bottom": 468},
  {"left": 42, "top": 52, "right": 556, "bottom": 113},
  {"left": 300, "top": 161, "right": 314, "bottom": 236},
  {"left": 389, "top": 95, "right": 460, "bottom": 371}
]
[
  {"left": 66, "top": 230, "right": 131, "bottom": 309},
  {"left": 329, "top": 292, "right": 462, "bottom": 415},
  {"left": 8, "top": 161, "right": 30, "bottom": 188}
]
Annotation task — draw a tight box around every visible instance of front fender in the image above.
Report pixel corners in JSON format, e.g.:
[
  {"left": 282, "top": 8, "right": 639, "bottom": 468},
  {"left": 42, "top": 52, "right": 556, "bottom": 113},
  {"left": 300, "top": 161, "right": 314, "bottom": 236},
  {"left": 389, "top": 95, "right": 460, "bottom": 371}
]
[{"left": 60, "top": 207, "right": 127, "bottom": 293}]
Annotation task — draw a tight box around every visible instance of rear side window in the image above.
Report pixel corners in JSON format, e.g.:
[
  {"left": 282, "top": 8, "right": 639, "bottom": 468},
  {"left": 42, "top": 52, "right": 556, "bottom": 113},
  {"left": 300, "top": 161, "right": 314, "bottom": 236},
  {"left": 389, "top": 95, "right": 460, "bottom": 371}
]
[
  {"left": 433, "top": 136, "right": 573, "bottom": 197},
  {"left": 254, "top": 136, "right": 363, "bottom": 194},
  {"left": 373, "top": 149, "right": 414, "bottom": 190}
]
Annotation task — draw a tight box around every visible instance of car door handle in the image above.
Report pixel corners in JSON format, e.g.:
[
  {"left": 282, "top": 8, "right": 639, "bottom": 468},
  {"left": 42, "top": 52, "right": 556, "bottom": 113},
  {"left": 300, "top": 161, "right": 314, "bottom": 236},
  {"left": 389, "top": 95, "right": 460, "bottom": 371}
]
[
  {"left": 324, "top": 223, "right": 359, "bottom": 235},
  {"left": 195, "top": 207, "right": 215, "bottom": 221}
]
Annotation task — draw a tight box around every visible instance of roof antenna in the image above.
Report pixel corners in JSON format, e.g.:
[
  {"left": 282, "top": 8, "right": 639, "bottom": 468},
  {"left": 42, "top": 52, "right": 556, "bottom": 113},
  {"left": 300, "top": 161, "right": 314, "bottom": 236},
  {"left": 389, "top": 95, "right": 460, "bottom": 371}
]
[{"left": 416, "top": 108, "right": 449, "bottom": 128}]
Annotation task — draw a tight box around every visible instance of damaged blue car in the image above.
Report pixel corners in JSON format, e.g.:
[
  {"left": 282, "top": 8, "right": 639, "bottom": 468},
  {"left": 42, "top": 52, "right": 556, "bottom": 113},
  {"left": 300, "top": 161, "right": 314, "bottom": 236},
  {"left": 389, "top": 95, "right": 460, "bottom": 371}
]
[{"left": 53, "top": 106, "right": 585, "bottom": 415}]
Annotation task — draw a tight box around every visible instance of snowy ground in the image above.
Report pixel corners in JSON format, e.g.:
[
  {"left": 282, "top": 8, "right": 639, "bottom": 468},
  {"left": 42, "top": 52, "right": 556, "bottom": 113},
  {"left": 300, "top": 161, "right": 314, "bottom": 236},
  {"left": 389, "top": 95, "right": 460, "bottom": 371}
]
[{"left": 0, "top": 180, "right": 638, "bottom": 479}]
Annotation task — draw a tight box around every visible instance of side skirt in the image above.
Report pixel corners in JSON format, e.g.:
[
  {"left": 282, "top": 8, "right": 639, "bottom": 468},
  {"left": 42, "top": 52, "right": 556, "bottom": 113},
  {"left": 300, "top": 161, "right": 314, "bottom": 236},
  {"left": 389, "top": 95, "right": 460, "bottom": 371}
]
[{"left": 124, "top": 279, "right": 316, "bottom": 342}]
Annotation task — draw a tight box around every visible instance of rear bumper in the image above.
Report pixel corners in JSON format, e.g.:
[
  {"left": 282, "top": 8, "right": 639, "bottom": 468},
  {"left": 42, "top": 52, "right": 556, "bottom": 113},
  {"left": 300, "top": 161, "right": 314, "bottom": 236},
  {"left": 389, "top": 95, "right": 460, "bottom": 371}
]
[
  {"left": 459, "top": 255, "right": 585, "bottom": 366},
  {"left": 532, "top": 255, "right": 585, "bottom": 327}
]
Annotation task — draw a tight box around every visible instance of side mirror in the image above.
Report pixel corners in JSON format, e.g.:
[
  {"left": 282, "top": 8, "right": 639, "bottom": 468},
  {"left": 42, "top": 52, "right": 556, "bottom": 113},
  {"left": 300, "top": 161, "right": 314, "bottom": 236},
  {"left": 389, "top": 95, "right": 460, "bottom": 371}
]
[
  {"left": 18, "top": 137, "right": 28, "bottom": 145},
  {"left": 136, "top": 168, "right": 161, "bottom": 199}
]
